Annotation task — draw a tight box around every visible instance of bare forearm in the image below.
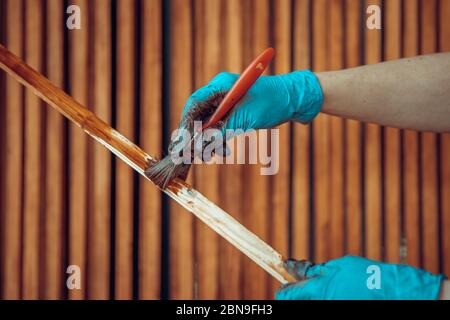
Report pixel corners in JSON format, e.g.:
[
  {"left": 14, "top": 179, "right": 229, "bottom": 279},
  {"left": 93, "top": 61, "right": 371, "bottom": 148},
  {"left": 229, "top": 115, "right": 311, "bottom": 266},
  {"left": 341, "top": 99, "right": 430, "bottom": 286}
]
[
  {"left": 316, "top": 53, "right": 450, "bottom": 132},
  {"left": 440, "top": 280, "right": 450, "bottom": 300}
]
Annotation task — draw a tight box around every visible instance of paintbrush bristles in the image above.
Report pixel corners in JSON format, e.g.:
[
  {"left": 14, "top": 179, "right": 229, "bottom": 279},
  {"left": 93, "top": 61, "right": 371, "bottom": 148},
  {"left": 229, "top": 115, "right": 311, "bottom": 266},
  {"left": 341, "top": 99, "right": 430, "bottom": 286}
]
[{"left": 145, "top": 91, "right": 228, "bottom": 189}]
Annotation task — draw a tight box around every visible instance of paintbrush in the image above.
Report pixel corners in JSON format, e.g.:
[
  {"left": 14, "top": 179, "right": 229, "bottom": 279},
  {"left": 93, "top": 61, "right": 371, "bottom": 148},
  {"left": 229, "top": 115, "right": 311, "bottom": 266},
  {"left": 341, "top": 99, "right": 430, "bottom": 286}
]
[{"left": 145, "top": 47, "right": 275, "bottom": 189}]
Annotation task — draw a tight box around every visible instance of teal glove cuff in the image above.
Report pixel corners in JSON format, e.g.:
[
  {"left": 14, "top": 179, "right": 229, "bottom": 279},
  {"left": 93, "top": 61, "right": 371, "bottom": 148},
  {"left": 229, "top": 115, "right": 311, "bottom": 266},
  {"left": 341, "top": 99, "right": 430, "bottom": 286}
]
[{"left": 282, "top": 70, "right": 324, "bottom": 124}]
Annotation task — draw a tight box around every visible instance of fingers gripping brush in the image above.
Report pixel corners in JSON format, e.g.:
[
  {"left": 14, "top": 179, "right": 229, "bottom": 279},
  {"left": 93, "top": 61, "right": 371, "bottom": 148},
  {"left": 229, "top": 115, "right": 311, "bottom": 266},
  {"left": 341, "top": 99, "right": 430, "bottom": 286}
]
[{"left": 145, "top": 48, "right": 276, "bottom": 189}]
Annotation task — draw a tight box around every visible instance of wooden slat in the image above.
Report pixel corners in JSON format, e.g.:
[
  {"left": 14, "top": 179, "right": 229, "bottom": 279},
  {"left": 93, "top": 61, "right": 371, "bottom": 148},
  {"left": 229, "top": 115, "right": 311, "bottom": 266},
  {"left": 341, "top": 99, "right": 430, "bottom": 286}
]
[
  {"left": 242, "top": 0, "right": 271, "bottom": 299},
  {"left": 68, "top": 0, "right": 89, "bottom": 300},
  {"left": 219, "top": 0, "right": 243, "bottom": 299},
  {"left": 22, "top": 0, "right": 43, "bottom": 299},
  {"left": 270, "top": 0, "right": 291, "bottom": 295},
  {"left": 193, "top": 0, "right": 221, "bottom": 299},
  {"left": 139, "top": 0, "right": 162, "bottom": 300},
  {"left": 292, "top": 0, "right": 311, "bottom": 261},
  {"left": 344, "top": 0, "right": 363, "bottom": 256},
  {"left": 44, "top": 0, "right": 65, "bottom": 299},
  {"left": 440, "top": 0, "right": 450, "bottom": 277},
  {"left": 88, "top": 0, "right": 111, "bottom": 299},
  {"left": 329, "top": 0, "right": 345, "bottom": 259},
  {"left": 364, "top": 0, "right": 382, "bottom": 261},
  {"left": 169, "top": 0, "right": 194, "bottom": 299},
  {"left": 384, "top": 0, "right": 401, "bottom": 263},
  {"left": 420, "top": 0, "right": 439, "bottom": 274},
  {"left": 402, "top": 0, "right": 421, "bottom": 267},
  {"left": 115, "top": 0, "right": 135, "bottom": 299},
  {"left": 312, "top": 0, "right": 330, "bottom": 263},
  {"left": 1, "top": 0, "right": 23, "bottom": 299}
]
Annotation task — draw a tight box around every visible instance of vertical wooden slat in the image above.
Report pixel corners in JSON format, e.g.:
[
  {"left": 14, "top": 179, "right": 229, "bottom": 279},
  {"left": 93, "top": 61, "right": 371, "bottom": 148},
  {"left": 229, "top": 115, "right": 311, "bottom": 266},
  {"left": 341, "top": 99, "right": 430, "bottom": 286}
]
[
  {"left": 193, "top": 0, "right": 221, "bottom": 299},
  {"left": 68, "top": 0, "right": 89, "bottom": 300},
  {"left": 420, "top": 0, "right": 439, "bottom": 274},
  {"left": 270, "top": 0, "right": 291, "bottom": 294},
  {"left": 312, "top": 0, "right": 330, "bottom": 263},
  {"left": 44, "top": 0, "right": 65, "bottom": 299},
  {"left": 329, "top": 0, "right": 345, "bottom": 259},
  {"left": 169, "top": 0, "right": 194, "bottom": 299},
  {"left": 22, "top": 0, "right": 43, "bottom": 300},
  {"left": 440, "top": 0, "right": 450, "bottom": 277},
  {"left": 292, "top": 0, "right": 311, "bottom": 262},
  {"left": 115, "top": 0, "right": 135, "bottom": 299},
  {"left": 219, "top": 0, "right": 243, "bottom": 299},
  {"left": 88, "top": 0, "right": 111, "bottom": 299},
  {"left": 242, "top": 0, "right": 271, "bottom": 299},
  {"left": 364, "top": 0, "right": 382, "bottom": 261},
  {"left": 344, "top": 0, "right": 363, "bottom": 256},
  {"left": 402, "top": 0, "right": 421, "bottom": 268},
  {"left": 139, "top": 0, "right": 162, "bottom": 300},
  {"left": 384, "top": 0, "right": 401, "bottom": 264},
  {"left": 1, "top": 0, "right": 23, "bottom": 299}
]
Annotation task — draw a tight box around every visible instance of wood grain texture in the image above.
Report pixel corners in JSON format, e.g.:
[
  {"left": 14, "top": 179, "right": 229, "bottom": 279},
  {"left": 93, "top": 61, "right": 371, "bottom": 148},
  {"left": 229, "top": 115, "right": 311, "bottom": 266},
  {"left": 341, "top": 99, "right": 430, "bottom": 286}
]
[
  {"left": 67, "top": 0, "right": 89, "bottom": 300},
  {"left": 88, "top": 0, "right": 111, "bottom": 299},
  {"left": 218, "top": 0, "right": 243, "bottom": 299},
  {"left": 1, "top": 0, "right": 24, "bottom": 299},
  {"left": 329, "top": 0, "right": 344, "bottom": 259},
  {"left": 420, "top": 0, "right": 439, "bottom": 274},
  {"left": 402, "top": 0, "right": 421, "bottom": 267},
  {"left": 383, "top": 0, "right": 401, "bottom": 264},
  {"left": 364, "top": 0, "right": 382, "bottom": 261},
  {"left": 43, "top": 0, "right": 65, "bottom": 299},
  {"left": 193, "top": 0, "right": 221, "bottom": 300},
  {"left": 270, "top": 0, "right": 291, "bottom": 294},
  {"left": 312, "top": 0, "right": 330, "bottom": 263},
  {"left": 139, "top": 0, "right": 162, "bottom": 300},
  {"left": 440, "top": 0, "right": 450, "bottom": 277},
  {"left": 115, "top": 0, "right": 135, "bottom": 299},
  {"left": 292, "top": 0, "right": 311, "bottom": 262},
  {"left": 22, "top": 0, "right": 43, "bottom": 299},
  {"left": 344, "top": 0, "right": 363, "bottom": 256},
  {"left": 242, "top": 0, "right": 272, "bottom": 299},
  {"left": 169, "top": 0, "right": 195, "bottom": 299}
]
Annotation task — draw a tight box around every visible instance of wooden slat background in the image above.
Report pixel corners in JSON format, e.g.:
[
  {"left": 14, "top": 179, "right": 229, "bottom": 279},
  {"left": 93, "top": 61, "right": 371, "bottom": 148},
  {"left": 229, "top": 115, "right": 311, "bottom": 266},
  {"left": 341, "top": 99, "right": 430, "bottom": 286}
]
[{"left": 0, "top": 0, "right": 449, "bottom": 300}]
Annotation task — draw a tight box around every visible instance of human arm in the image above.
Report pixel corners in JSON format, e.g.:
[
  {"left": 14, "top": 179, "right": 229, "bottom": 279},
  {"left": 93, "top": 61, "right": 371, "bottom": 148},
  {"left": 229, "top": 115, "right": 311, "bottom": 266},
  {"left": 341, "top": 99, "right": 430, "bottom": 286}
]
[{"left": 317, "top": 53, "right": 450, "bottom": 132}]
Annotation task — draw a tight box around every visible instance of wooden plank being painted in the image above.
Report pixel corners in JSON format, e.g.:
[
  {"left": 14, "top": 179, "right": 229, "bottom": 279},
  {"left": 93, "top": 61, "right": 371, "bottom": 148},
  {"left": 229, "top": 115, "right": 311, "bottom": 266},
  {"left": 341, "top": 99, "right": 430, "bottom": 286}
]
[
  {"left": 420, "top": 0, "right": 439, "bottom": 274},
  {"left": 292, "top": 0, "right": 311, "bottom": 262},
  {"left": 22, "top": 0, "right": 43, "bottom": 300},
  {"left": 139, "top": 0, "right": 162, "bottom": 300},
  {"left": 193, "top": 0, "right": 221, "bottom": 299},
  {"left": 242, "top": 0, "right": 271, "bottom": 300},
  {"left": 440, "top": 0, "right": 450, "bottom": 278},
  {"left": 329, "top": 0, "right": 345, "bottom": 259},
  {"left": 115, "top": 0, "right": 135, "bottom": 299},
  {"left": 344, "top": 0, "right": 363, "bottom": 257},
  {"left": 88, "top": 0, "right": 111, "bottom": 299},
  {"left": 169, "top": 0, "right": 195, "bottom": 299},
  {"left": 68, "top": 0, "right": 89, "bottom": 300},
  {"left": 218, "top": 0, "right": 243, "bottom": 300},
  {"left": 364, "top": 0, "right": 382, "bottom": 261},
  {"left": 384, "top": 0, "right": 401, "bottom": 264},
  {"left": 1, "top": 0, "right": 23, "bottom": 299},
  {"left": 269, "top": 0, "right": 291, "bottom": 295},
  {"left": 402, "top": 0, "right": 421, "bottom": 268},
  {"left": 312, "top": 0, "right": 330, "bottom": 263},
  {"left": 44, "top": 0, "right": 65, "bottom": 299}
]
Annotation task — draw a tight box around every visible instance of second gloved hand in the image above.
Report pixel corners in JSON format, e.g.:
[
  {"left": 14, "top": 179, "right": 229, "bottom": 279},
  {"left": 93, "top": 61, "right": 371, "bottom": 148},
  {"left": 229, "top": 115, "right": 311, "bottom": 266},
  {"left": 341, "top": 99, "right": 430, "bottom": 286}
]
[
  {"left": 182, "top": 71, "right": 323, "bottom": 136},
  {"left": 276, "top": 256, "right": 445, "bottom": 300}
]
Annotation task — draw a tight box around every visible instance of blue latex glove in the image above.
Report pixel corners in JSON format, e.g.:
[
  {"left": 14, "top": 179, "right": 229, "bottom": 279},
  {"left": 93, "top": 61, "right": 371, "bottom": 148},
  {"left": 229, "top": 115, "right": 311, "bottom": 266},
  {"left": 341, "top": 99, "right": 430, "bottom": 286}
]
[
  {"left": 182, "top": 71, "right": 323, "bottom": 136},
  {"left": 276, "top": 256, "right": 445, "bottom": 300}
]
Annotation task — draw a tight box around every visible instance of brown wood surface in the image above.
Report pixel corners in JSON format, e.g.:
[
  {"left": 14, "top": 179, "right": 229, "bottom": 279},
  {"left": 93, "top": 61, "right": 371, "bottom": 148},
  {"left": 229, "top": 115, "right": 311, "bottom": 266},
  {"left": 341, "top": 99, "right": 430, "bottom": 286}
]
[{"left": 0, "top": 0, "right": 449, "bottom": 300}]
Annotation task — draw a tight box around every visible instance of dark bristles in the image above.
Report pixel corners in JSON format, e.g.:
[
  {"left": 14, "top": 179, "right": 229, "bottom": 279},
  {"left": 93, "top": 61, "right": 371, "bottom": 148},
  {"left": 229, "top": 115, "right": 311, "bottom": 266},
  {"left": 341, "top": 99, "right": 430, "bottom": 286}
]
[{"left": 145, "top": 91, "right": 229, "bottom": 189}]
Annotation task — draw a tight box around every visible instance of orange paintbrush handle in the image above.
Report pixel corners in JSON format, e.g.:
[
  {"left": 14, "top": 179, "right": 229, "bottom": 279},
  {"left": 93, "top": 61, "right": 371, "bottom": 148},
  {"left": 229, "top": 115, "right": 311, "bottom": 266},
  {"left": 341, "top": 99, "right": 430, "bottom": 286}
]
[{"left": 202, "top": 47, "right": 275, "bottom": 130}]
